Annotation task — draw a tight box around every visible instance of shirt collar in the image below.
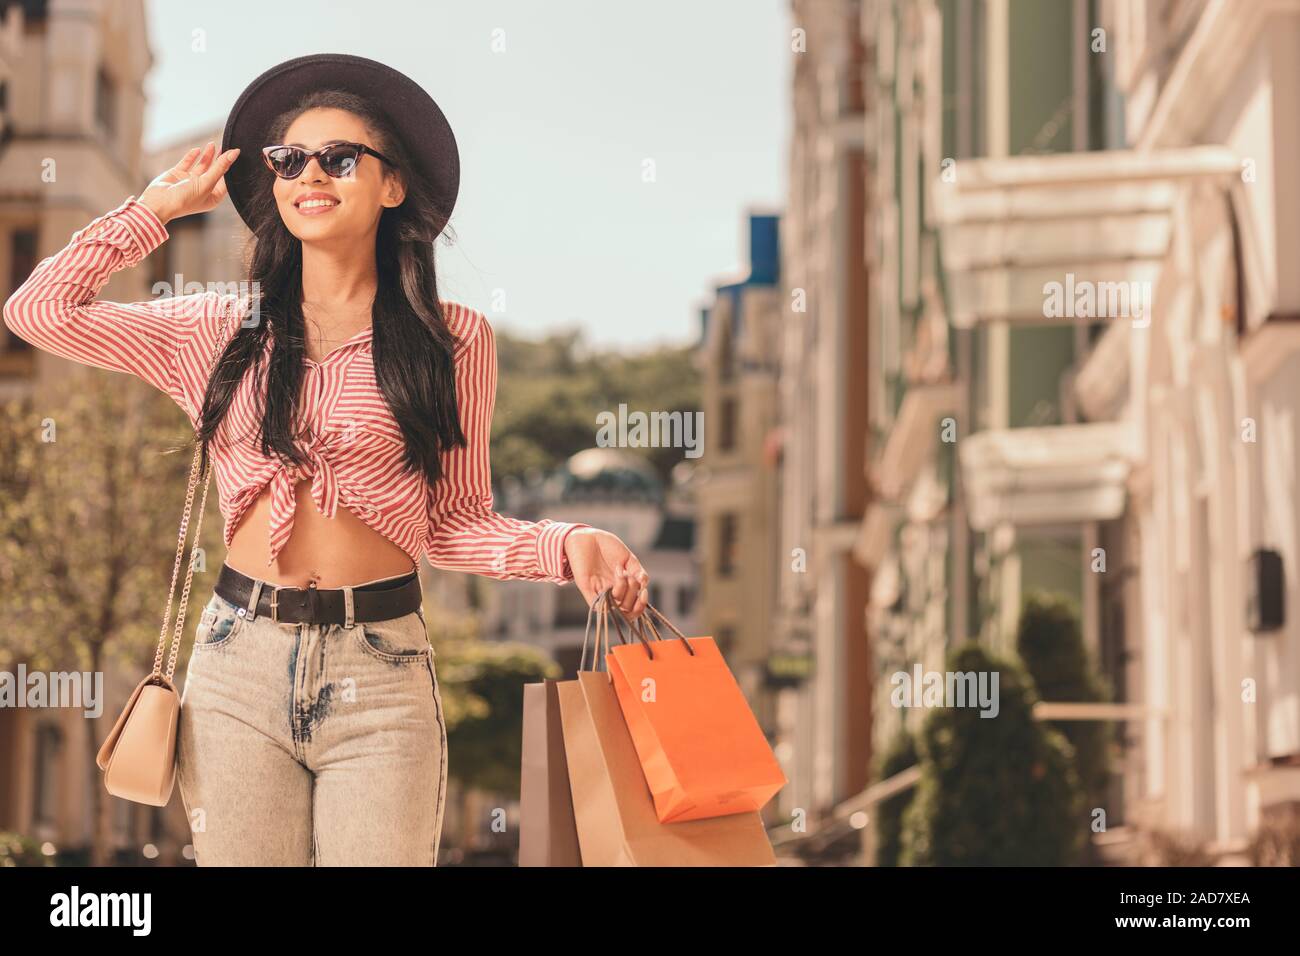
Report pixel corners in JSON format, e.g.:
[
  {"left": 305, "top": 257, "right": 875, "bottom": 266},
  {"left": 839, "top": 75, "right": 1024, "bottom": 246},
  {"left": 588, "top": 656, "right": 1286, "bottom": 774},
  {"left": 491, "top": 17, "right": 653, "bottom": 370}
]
[
  {"left": 278, "top": 325, "right": 373, "bottom": 363},
  {"left": 339, "top": 326, "right": 373, "bottom": 350}
]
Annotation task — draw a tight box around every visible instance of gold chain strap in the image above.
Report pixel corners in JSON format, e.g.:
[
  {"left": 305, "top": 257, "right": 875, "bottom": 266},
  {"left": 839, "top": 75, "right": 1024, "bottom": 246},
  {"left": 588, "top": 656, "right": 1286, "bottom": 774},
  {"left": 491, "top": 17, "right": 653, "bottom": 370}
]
[{"left": 150, "top": 306, "right": 236, "bottom": 683}]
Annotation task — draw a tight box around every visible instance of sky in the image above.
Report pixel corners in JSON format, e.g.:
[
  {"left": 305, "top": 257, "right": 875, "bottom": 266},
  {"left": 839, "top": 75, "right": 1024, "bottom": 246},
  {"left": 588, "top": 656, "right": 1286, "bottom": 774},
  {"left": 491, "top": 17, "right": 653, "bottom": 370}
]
[{"left": 143, "top": 0, "right": 790, "bottom": 351}]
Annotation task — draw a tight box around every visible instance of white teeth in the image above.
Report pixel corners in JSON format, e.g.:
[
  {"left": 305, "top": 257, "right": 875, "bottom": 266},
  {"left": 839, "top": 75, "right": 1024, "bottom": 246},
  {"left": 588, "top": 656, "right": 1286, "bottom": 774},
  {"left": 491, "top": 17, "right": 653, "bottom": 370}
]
[{"left": 298, "top": 199, "right": 338, "bottom": 208}]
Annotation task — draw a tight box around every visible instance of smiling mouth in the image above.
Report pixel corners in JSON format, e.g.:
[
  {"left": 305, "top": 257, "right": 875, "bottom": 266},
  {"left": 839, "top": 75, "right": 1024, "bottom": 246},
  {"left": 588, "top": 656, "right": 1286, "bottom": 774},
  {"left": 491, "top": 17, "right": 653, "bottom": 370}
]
[{"left": 295, "top": 198, "right": 340, "bottom": 214}]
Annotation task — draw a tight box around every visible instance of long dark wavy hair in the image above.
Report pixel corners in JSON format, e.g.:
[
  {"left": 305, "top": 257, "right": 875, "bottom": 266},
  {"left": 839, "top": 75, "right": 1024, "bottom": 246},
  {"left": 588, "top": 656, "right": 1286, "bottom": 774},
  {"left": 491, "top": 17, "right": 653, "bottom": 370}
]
[{"left": 196, "top": 89, "right": 465, "bottom": 483}]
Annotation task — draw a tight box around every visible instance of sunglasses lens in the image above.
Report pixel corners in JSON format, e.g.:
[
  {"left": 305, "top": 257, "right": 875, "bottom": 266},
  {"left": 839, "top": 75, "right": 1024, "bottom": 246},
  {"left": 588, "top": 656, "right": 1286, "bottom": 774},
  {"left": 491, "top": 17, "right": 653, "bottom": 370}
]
[
  {"left": 319, "top": 145, "right": 362, "bottom": 177},
  {"left": 265, "top": 146, "right": 305, "bottom": 178},
  {"left": 264, "top": 144, "right": 370, "bottom": 179}
]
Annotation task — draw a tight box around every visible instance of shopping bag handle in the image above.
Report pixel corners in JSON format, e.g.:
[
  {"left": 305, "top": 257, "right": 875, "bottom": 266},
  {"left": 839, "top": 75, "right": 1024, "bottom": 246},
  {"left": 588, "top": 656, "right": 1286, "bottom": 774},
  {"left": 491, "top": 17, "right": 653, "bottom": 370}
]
[
  {"left": 579, "top": 587, "right": 652, "bottom": 672},
  {"left": 579, "top": 589, "right": 608, "bottom": 673},
  {"left": 624, "top": 601, "right": 696, "bottom": 659}
]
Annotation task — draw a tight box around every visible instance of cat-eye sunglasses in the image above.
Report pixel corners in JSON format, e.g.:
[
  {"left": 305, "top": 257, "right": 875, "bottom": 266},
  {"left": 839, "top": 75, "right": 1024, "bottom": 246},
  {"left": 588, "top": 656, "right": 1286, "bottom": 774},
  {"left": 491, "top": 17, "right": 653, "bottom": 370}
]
[{"left": 261, "top": 141, "right": 396, "bottom": 179}]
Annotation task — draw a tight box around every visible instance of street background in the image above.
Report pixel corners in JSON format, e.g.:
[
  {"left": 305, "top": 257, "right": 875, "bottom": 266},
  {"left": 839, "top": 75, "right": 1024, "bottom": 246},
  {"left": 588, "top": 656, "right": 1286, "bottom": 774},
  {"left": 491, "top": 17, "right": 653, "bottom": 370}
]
[{"left": 1, "top": 0, "right": 1298, "bottom": 868}]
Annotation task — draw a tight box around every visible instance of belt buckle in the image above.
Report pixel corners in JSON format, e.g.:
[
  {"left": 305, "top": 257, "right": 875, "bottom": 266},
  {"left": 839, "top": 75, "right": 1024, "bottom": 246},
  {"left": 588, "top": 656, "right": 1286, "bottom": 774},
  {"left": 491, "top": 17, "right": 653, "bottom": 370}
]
[{"left": 269, "top": 586, "right": 280, "bottom": 623}]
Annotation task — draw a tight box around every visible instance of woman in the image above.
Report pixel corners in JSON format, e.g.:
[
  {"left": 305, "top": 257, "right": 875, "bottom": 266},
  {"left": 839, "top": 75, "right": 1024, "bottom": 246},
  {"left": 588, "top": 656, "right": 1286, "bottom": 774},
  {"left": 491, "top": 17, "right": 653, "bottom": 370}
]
[{"left": 2, "top": 54, "right": 650, "bottom": 866}]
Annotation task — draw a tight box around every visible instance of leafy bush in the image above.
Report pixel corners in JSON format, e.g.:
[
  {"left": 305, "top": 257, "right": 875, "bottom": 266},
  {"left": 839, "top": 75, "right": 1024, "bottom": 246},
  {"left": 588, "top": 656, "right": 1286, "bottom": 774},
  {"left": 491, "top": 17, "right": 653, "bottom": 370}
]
[
  {"left": 1015, "top": 591, "right": 1113, "bottom": 819},
  {"left": 0, "top": 831, "right": 52, "bottom": 867},
  {"left": 901, "top": 642, "right": 1086, "bottom": 865},
  {"left": 873, "top": 728, "right": 919, "bottom": 866}
]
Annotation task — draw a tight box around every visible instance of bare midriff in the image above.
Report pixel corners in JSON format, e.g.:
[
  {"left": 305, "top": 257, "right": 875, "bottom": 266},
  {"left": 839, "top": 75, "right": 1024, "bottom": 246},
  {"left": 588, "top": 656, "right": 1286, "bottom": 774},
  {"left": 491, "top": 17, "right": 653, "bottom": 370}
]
[{"left": 224, "top": 478, "right": 418, "bottom": 589}]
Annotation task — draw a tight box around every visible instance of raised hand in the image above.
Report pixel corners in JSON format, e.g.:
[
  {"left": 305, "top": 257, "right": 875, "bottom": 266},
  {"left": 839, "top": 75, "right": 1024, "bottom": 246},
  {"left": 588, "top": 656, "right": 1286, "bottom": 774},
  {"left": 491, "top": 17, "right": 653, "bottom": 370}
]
[{"left": 138, "top": 141, "right": 240, "bottom": 226}]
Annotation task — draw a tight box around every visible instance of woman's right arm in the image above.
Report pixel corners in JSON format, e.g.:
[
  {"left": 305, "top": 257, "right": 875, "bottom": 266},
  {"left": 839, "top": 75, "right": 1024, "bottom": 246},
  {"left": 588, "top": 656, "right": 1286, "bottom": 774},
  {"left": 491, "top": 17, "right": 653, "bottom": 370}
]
[
  {"left": 1, "top": 143, "right": 241, "bottom": 405},
  {"left": 2, "top": 195, "right": 211, "bottom": 399}
]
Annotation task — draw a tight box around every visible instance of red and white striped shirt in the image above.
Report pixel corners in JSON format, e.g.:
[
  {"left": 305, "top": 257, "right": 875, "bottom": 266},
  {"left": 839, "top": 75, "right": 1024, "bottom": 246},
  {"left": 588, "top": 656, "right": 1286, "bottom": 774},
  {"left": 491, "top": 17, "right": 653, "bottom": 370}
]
[{"left": 3, "top": 195, "right": 588, "bottom": 582}]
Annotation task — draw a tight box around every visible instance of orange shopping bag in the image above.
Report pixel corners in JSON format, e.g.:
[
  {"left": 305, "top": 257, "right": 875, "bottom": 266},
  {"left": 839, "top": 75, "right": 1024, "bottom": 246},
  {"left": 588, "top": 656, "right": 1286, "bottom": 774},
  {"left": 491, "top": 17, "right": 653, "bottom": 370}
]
[
  {"left": 604, "top": 601, "right": 787, "bottom": 823},
  {"left": 558, "top": 592, "right": 776, "bottom": 866}
]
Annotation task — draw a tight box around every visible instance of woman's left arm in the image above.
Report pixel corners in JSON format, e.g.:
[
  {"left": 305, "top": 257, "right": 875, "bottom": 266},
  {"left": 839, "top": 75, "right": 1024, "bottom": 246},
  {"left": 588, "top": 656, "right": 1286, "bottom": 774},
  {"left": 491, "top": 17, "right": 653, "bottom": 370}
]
[{"left": 425, "top": 309, "right": 650, "bottom": 617}]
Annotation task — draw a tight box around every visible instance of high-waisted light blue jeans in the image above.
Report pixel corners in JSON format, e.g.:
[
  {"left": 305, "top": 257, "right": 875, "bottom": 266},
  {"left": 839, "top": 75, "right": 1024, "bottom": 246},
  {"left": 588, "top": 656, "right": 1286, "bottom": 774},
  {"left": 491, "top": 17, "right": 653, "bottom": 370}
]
[{"left": 176, "top": 573, "right": 448, "bottom": 866}]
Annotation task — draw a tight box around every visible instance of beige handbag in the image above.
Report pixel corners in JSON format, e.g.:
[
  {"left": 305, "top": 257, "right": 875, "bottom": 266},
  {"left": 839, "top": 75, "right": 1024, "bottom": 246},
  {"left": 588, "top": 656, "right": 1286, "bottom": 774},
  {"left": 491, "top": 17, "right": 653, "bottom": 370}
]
[{"left": 95, "top": 310, "right": 235, "bottom": 806}]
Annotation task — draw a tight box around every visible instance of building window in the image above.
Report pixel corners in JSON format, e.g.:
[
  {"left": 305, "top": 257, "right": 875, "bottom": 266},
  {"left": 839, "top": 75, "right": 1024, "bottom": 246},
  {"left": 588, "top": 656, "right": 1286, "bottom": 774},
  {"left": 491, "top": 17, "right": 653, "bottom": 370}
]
[
  {"left": 719, "top": 396, "right": 738, "bottom": 452},
  {"left": 717, "top": 513, "right": 738, "bottom": 577},
  {"left": 95, "top": 67, "right": 116, "bottom": 139},
  {"left": 649, "top": 582, "right": 662, "bottom": 609},
  {"left": 1087, "top": 0, "right": 1128, "bottom": 150},
  {"left": 554, "top": 584, "right": 591, "bottom": 629},
  {"left": 677, "top": 584, "right": 694, "bottom": 618},
  {"left": 5, "top": 229, "right": 37, "bottom": 353},
  {"left": 942, "top": 0, "right": 987, "bottom": 160},
  {"left": 32, "top": 723, "right": 64, "bottom": 826},
  {"left": 716, "top": 626, "right": 735, "bottom": 658},
  {"left": 719, "top": 319, "right": 736, "bottom": 383},
  {"left": 555, "top": 644, "right": 585, "bottom": 679}
]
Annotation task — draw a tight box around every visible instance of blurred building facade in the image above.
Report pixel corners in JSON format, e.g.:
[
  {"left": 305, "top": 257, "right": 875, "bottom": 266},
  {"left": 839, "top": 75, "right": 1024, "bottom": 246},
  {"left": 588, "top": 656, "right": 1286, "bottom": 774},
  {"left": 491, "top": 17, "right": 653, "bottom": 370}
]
[
  {"left": 847, "top": 0, "right": 1300, "bottom": 864},
  {"left": 1087, "top": 0, "right": 1300, "bottom": 860},
  {"left": 0, "top": 0, "right": 156, "bottom": 396},
  {"left": 0, "top": 0, "right": 210, "bottom": 863},
  {"left": 856, "top": 0, "right": 1132, "bottom": 838},
  {"left": 692, "top": 210, "right": 784, "bottom": 822},
  {"left": 774, "top": 0, "right": 874, "bottom": 844},
  {"left": 8, "top": 0, "right": 1300, "bottom": 871}
]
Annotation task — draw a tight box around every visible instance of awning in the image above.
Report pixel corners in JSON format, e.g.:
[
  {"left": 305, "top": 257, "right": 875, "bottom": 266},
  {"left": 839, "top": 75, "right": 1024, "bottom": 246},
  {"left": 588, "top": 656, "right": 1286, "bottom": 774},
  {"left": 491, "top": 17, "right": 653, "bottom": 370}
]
[
  {"left": 1072, "top": 316, "right": 1131, "bottom": 422},
  {"left": 932, "top": 146, "right": 1241, "bottom": 327},
  {"left": 868, "top": 554, "right": 901, "bottom": 610},
  {"left": 960, "top": 421, "right": 1138, "bottom": 530},
  {"left": 873, "top": 381, "right": 962, "bottom": 500},
  {"left": 852, "top": 500, "right": 899, "bottom": 570},
  {"left": 1240, "top": 315, "right": 1300, "bottom": 383}
]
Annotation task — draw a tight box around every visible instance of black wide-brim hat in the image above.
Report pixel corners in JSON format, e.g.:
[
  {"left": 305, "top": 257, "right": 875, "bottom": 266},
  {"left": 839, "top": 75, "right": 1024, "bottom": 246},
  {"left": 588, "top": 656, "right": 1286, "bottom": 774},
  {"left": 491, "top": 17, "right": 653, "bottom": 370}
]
[{"left": 220, "top": 53, "right": 460, "bottom": 233}]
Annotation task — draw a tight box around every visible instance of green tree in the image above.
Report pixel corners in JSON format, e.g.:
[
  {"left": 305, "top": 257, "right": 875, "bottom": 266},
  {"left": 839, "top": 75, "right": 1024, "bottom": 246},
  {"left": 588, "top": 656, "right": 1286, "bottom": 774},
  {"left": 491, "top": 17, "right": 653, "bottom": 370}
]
[
  {"left": 0, "top": 374, "right": 215, "bottom": 866},
  {"left": 873, "top": 727, "right": 919, "bottom": 866},
  {"left": 1015, "top": 590, "right": 1113, "bottom": 860},
  {"left": 901, "top": 642, "right": 1085, "bottom": 865},
  {"left": 438, "top": 641, "right": 558, "bottom": 794},
  {"left": 0, "top": 830, "right": 51, "bottom": 867},
  {"left": 427, "top": 630, "right": 558, "bottom": 853},
  {"left": 494, "top": 327, "right": 699, "bottom": 484}
]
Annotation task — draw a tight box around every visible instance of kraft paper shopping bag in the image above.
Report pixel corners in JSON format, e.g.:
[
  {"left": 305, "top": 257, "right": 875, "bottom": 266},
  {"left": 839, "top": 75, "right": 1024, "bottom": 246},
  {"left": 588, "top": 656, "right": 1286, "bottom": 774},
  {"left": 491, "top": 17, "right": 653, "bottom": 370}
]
[
  {"left": 555, "top": 594, "right": 776, "bottom": 866},
  {"left": 519, "top": 678, "right": 582, "bottom": 866}
]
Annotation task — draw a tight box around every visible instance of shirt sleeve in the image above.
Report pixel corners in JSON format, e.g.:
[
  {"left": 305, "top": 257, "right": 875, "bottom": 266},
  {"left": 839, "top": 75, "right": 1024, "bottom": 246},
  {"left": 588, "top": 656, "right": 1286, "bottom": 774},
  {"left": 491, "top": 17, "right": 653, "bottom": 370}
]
[
  {"left": 1, "top": 195, "right": 225, "bottom": 412},
  {"left": 425, "top": 309, "right": 591, "bottom": 583}
]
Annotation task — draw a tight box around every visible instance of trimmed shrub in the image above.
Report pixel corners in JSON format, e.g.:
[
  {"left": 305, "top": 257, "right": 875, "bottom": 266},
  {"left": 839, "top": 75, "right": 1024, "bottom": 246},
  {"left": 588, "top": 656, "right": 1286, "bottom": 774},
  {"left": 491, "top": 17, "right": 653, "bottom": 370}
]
[
  {"left": 874, "top": 727, "right": 920, "bottom": 866},
  {"left": 1015, "top": 591, "right": 1113, "bottom": 818},
  {"left": 901, "top": 642, "right": 1086, "bottom": 865}
]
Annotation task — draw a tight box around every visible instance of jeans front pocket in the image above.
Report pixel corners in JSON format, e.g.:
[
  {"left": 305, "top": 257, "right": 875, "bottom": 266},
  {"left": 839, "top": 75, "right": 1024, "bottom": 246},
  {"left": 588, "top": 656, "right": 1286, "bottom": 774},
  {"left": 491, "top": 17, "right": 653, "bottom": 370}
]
[
  {"left": 355, "top": 611, "right": 430, "bottom": 664},
  {"left": 192, "top": 593, "right": 246, "bottom": 651}
]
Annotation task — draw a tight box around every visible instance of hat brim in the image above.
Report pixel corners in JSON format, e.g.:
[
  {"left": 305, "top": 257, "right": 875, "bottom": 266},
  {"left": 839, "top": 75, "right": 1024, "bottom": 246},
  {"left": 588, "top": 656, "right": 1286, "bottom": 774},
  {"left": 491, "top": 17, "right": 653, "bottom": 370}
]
[{"left": 220, "top": 53, "right": 459, "bottom": 233}]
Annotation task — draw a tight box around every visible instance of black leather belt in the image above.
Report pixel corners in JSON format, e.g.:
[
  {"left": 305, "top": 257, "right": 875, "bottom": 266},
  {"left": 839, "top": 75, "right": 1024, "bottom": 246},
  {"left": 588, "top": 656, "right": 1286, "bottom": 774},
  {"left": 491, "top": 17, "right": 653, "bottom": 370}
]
[{"left": 214, "top": 564, "right": 423, "bottom": 625}]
